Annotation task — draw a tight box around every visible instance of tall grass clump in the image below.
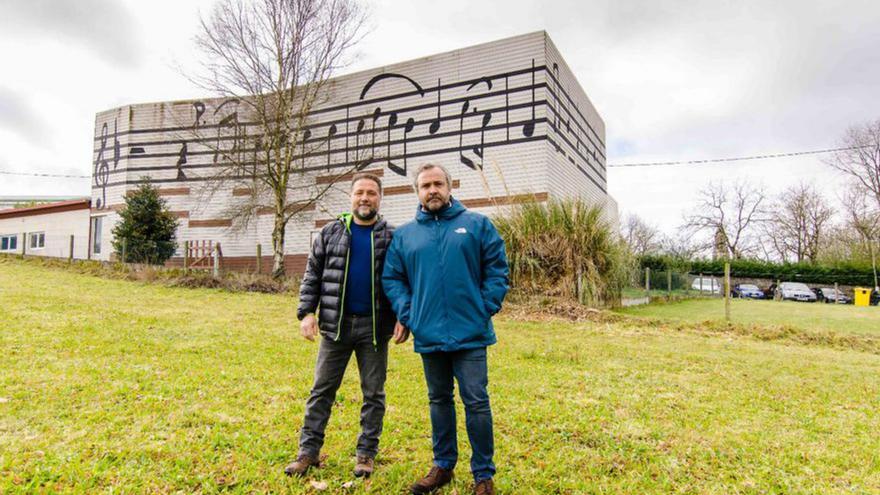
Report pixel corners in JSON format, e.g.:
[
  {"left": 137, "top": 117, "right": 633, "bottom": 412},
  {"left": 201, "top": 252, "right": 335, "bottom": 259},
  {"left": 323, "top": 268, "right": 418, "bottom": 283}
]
[{"left": 494, "top": 198, "right": 632, "bottom": 307}]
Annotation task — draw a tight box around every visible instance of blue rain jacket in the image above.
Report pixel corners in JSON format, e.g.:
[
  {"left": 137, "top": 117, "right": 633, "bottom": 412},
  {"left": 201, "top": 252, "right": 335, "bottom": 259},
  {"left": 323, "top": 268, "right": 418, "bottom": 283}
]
[{"left": 382, "top": 198, "right": 509, "bottom": 353}]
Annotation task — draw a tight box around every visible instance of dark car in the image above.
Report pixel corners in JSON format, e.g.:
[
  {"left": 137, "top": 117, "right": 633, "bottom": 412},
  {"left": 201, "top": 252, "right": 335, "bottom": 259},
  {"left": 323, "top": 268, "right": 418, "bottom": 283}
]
[
  {"left": 732, "top": 283, "right": 765, "bottom": 299},
  {"left": 872, "top": 289, "right": 880, "bottom": 306},
  {"left": 816, "top": 287, "right": 852, "bottom": 304}
]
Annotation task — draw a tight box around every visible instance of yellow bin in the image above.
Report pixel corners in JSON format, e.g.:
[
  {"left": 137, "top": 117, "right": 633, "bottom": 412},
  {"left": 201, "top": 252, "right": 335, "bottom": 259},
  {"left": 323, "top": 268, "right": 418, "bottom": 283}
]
[{"left": 854, "top": 287, "right": 871, "bottom": 307}]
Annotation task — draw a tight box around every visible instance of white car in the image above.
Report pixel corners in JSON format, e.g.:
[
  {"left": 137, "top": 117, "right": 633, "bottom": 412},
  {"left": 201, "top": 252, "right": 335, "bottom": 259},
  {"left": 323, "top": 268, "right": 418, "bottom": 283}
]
[
  {"left": 691, "top": 276, "right": 722, "bottom": 294},
  {"left": 779, "top": 282, "right": 817, "bottom": 302}
]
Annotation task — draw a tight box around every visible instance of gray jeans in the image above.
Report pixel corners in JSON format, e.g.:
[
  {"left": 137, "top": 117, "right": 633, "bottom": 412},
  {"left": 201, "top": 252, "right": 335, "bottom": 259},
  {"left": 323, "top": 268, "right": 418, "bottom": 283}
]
[{"left": 298, "top": 314, "right": 389, "bottom": 459}]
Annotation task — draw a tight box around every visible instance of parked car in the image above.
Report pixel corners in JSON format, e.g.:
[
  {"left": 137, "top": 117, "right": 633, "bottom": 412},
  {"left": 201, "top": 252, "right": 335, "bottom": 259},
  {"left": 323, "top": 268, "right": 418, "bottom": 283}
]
[
  {"left": 816, "top": 287, "right": 852, "bottom": 304},
  {"left": 691, "top": 276, "right": 721, "bottom": 294},
  {"left": 732, "top": 283, "right": 765, "bottom": 299},
  {"left": 779, "top": 282, "right": 817, "bottom": 302}
]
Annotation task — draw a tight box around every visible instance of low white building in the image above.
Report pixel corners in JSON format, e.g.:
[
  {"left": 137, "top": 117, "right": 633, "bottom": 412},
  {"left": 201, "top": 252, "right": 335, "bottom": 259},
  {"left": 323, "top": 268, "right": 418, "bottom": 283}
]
[{"left": 0, "top": 200, "right": 93, "bottom": 260}]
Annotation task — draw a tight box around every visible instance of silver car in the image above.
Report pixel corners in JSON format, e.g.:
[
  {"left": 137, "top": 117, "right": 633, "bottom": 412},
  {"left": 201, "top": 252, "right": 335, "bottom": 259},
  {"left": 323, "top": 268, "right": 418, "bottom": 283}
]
[{"left": 779, "top": 282, "right": 817, "bottom": 302}]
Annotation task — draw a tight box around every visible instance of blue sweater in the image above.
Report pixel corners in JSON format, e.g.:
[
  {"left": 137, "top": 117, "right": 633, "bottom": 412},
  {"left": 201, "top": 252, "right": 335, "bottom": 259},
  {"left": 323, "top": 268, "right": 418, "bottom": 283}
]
[
  {"left": 344, "top": 222, "right": 373, "bottom": 316},
  {"left": 382, "top": 198, "right": 509, "bottom": 353}
]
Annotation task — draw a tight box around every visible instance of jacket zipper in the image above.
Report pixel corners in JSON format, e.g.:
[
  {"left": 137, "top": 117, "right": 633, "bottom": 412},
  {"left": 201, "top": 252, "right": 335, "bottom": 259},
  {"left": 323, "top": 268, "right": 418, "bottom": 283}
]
[
  {"left": 335, "top": 221, "right": 352, "bottom": 341},
  {"left": 370, "top": 230, "right": 377, "bottom": 348}
]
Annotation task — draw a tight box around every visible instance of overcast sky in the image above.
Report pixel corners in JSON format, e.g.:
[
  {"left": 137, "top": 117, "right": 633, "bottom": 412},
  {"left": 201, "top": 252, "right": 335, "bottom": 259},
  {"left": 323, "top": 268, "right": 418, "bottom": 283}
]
[{"left": 1, "top": 0, "right": 879, "bottom": 232}]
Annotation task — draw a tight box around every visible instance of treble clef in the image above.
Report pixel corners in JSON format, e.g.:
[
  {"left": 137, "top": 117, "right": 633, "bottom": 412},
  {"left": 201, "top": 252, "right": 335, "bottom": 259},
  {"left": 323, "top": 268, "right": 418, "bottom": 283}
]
[{"left": 94, "top": 123, "right": 110, "bottom": 209}]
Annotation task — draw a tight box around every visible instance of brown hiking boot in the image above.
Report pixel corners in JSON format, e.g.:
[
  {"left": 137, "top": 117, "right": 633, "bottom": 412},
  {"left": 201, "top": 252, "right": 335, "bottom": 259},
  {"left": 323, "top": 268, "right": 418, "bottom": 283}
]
[
  {"left": 284, "top": 454, "right": 319, "bottom": 476},
  {"left": 474, "top": 478, "right": 495, "bottom": 495},
  {"left": 410, "top": 466, "right": 454, "bottom": 494},
  {"left": 353, "top": 455, "right": 374, "bottom": 478}
]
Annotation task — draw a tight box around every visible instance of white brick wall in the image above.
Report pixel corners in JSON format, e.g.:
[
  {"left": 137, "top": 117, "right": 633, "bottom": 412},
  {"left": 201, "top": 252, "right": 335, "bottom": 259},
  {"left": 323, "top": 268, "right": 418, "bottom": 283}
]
[{"left": 90, "top": 31, "right": 613, "bottom": 261}]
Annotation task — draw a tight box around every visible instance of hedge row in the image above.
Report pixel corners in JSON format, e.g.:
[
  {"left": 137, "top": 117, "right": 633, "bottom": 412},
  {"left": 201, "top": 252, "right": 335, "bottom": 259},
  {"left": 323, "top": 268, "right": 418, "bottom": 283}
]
[{"left": 639, "top": 255, "right": 878, "bottom": 286}]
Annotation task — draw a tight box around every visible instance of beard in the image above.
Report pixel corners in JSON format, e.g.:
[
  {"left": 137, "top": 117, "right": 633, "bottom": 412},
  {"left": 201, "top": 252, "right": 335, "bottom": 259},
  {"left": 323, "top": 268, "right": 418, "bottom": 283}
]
[
  {"left": 353, "top": 205, "right": 378, "bottom": 221},
  {"left": 423, "top": 194, "right": 448, "bottom": 213}
]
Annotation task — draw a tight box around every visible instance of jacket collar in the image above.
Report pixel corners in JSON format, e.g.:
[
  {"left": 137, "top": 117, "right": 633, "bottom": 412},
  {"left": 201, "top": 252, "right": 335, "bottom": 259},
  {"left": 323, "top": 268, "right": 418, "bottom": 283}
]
[
  {"left": 338, "top": 212, "right": 385, "bottom": 232},
  {"left": 416, "top": 197, "right": 466, "bottom": 223}
]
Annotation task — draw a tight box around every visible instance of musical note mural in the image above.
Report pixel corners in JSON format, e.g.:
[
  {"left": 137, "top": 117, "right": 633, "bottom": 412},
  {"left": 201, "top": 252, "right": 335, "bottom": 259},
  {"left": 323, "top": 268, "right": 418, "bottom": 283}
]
[{"left": 91, "top": 31, "right": 609, "bottom": 215}]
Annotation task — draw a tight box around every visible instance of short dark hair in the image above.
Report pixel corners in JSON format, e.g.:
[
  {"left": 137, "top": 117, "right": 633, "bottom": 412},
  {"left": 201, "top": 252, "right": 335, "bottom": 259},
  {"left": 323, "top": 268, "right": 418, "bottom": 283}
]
[
  {"left": 413, "top": 163, "right": 452, "bottom": 190},
  {"left": 351, "top": 172, "right": 383, "bottom": 194}
]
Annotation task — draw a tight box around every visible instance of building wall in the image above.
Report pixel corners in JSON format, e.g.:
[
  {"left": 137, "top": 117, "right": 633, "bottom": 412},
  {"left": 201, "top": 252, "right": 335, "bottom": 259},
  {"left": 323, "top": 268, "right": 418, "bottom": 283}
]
[
  {"left": 0, "top": 208, "right": 91, "bottom": 259},
  {"left": 89, "top": 31, "right": 611, "bottom": 273},
  {"left": 542, "top": 36, "right": 611, "bottom": 210}
]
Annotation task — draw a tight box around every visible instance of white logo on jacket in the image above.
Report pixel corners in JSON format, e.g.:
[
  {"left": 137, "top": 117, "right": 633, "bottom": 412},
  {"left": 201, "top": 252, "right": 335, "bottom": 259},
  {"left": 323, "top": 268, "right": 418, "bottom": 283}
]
[{"left": 455, "top": 227, "right": 467, "bottom": 234}]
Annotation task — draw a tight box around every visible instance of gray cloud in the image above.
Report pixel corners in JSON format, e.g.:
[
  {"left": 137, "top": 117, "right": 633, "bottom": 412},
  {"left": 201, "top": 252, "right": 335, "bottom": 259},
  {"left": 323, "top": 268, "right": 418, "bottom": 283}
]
[
  {"left": 0, "top": 87, "right": 50, "bottom": 145},
  {"left": 0, "top": 0, "right": 141, "bottom": 67}
]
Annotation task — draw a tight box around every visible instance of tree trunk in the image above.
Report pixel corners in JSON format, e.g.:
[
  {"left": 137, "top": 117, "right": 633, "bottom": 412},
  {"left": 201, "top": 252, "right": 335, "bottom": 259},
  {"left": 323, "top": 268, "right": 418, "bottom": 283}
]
[{"left": 272, "top": 213, "right": 287, "bottom": 280}]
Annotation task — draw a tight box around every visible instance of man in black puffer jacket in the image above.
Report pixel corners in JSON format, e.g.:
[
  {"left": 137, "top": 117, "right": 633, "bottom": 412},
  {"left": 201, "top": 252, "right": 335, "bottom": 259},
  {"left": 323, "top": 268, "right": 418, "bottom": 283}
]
[{"left": 285, "top": 172, "right": 408, "bottom": 479}]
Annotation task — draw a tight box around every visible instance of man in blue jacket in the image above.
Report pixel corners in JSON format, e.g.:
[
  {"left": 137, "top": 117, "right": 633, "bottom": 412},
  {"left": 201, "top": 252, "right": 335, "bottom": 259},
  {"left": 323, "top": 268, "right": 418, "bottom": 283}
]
[{"left": 383, "top": 163, "right": 509, "bottom": 495}]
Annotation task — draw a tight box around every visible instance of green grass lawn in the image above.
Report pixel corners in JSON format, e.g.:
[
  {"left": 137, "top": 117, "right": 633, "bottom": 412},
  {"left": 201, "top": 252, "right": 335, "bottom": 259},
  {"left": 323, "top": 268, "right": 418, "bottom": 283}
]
[
  {"left": 617, "top": 298, "right": 880, "bottom": 336},
  {"left": 2, "top": 258, "right": 880, "bottom": 493}
]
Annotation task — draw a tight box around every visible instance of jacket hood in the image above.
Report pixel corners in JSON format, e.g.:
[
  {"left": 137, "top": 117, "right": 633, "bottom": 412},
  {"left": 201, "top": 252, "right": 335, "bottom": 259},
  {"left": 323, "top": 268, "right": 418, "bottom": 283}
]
[{"left": 415, "top": 197, "right": 466, "bottom": 223}]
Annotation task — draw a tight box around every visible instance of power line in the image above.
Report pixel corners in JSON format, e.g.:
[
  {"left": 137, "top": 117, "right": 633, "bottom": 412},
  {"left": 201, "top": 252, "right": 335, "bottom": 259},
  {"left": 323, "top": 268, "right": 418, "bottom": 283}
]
[
  {"left": 608, "top": 145, "right": 870, "bottom": 168},
  {"left": 0, "top": 170, "right": 90, "bottom": 179},
  {"left": 1, "top": 145, "right": 871, "bottom": 176}
]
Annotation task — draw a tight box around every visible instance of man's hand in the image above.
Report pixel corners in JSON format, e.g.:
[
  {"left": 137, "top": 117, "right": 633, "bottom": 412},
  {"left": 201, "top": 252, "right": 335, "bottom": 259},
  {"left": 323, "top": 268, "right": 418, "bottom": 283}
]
[
  {"left": 392, "top": 321, "right": 409, "bottom": 344},
  {"left": 301, "top": 314, "right": 318, "bottom": 341}
]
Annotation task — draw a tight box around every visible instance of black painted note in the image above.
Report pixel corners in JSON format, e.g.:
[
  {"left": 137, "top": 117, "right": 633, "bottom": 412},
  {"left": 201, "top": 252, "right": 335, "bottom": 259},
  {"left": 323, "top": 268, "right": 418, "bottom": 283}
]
[
  {"left": 366, "top": 107, "right": 381, "bottom": 169},
  {"left": 355, "top": 117, "right": 366, "bottom": 169},
  {"left": 112, "top": 119, "right": 120, "bottom": 170},
  {"left": 429, "top": 78, "right": 441, "bottom": 135},
  {"left": 460, "top": 78, "right": 493, "bottom": 171},
  {"left": 193, "top": 102, "right": 206, "bottom": 127},
  {"left": 301, "top": 128, "right": 312, "bottom": 169},
  {"left": 522, "top": 59, "right": 536, "bottom": 138},
  {"left": 213, "top": 99, "right": 240, "bottom": 163},
  {"left": 94, "top": 123, "right": 110, "bottom": 209},
  {"left": 326, "top": 123, "right": 337, "bottom": 171},
  {"left": 176, "top": 142, "right": 188, "bottom": 181}
]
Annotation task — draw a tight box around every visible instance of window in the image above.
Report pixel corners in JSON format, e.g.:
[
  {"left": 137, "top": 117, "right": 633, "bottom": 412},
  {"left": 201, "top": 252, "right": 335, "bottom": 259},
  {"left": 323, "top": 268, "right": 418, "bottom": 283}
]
[
  {"left": 92, "top": 217, "right": 103, "bottom": 255},
  {"left": 0, "top": 234, "right": 17, "bottom": 251},
  {"left": 29, "top": 232, "right": 45, "bottom": 249}
]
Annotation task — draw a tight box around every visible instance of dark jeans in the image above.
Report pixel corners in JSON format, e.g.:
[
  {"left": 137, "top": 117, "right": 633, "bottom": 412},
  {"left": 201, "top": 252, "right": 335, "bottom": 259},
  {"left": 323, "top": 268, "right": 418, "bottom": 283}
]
[
  {"left": 298, "top": 314, "right": 388, "bottom": 459},
  {"left": 421, "top": 347, "right": 495, "bottom": 481}
]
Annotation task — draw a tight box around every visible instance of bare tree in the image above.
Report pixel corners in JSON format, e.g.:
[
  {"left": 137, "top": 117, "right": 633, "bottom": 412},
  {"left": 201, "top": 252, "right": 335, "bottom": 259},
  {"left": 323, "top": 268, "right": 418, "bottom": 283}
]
[
  {"left": 763, "top": 182, "right": 834, "bottom": 263},
  {"left": 190, "top": 0, "right": 367, "bottom": 278},
  {"left": 841, "top": 185, "right": 880, "bottom": 289},
  {"left": 620, "top": 213, "right": 662, "bottom": 257},
  {"left": 826, "top": 118, "right": 880, "bottom": 211},
  {"left": 682, "top": 180, "right": 767, "bottom": 259}
]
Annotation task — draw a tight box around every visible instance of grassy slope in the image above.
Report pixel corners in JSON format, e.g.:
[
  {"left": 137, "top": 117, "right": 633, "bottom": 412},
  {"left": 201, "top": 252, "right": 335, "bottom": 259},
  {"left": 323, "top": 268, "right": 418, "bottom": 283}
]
[
  {"left": 1, "top": 259, "right": 879, "bottom": 494},
  {"left": 618, "top": 298, "right": 880, "bottom": 336}
]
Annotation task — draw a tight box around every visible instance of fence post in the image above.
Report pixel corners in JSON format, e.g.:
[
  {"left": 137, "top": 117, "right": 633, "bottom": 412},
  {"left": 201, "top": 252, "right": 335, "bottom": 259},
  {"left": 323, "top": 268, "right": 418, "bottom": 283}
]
[
  {"left": 256, "top": 243, "right": 262, "bottom": 275},
  {"left": 213, "top": 242, "right": 221, "bottom": 278},
  {"left": 699, "top": 272, "right": 703, "bottom": 293},
  {"left": 121, "top": 238, "right": 127, "bottom": 264},
  {"left": 834, "top": 282, "right": 839, "bottom": 304},
  {"left": 667, "top": 270, "right": 672, "bottom": 300},
  {"left": 724, "top": 262, "right": 731, "bottom": 323},
  {"left": 645, "top": 267, "right": 651, "bottom": 300},
  {"left": 775, "top": 279, "right": 781, "bottom": 301},
  {"left": 183, "top": 240, "right": 189, "bottom": 273},
  {"left": 21, "top": 232, "right": 27, "bottom": 256},
  {"left": 69, "top": 235, "right": 75, "bottom": 263}
]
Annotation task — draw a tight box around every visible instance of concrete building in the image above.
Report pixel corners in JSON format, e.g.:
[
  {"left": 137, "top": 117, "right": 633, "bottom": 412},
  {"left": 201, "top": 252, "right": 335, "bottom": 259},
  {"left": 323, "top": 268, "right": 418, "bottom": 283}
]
[
  {"left": 0, "top": 200, "right": 92, "bottom": 259},
  {"left": 88, "top": 31, "right": 615, "bottom": 273}
]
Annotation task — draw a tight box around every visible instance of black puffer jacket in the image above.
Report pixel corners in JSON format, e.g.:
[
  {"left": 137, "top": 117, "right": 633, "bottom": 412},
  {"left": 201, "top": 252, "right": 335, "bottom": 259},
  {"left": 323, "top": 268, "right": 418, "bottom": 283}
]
[{"left": 297, "top": 213, "right": 396, "bottom": 342}]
